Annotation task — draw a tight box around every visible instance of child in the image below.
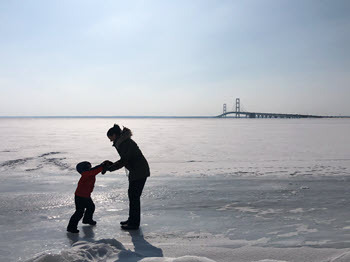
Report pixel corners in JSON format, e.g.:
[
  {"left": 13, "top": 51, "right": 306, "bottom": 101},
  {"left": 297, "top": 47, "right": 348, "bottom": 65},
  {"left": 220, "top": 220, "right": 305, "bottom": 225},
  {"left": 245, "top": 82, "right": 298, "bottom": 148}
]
[{"left": 67, "top": 160, "right": 112, "bottom": 233}]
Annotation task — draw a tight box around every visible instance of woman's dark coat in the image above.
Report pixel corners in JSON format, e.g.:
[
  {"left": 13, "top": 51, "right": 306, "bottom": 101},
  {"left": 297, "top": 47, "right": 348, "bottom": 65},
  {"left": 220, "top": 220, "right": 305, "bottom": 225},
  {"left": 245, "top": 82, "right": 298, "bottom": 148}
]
[{"left": 108, "top": 128, "right": 150, "bottom": 181}]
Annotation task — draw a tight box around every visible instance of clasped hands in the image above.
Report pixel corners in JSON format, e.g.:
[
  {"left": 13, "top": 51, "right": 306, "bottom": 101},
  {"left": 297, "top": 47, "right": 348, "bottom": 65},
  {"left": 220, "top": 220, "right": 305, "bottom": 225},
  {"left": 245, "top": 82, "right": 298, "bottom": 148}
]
[{"left": 101, "top": 160, "right": 114, "bottom": 175}]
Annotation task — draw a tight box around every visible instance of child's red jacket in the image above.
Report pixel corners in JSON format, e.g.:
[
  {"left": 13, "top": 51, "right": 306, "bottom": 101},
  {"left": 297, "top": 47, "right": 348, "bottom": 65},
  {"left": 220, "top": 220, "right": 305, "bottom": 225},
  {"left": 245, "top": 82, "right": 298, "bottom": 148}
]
[{"left": 75, "top": 166, "right": 103, "bottom": 198}]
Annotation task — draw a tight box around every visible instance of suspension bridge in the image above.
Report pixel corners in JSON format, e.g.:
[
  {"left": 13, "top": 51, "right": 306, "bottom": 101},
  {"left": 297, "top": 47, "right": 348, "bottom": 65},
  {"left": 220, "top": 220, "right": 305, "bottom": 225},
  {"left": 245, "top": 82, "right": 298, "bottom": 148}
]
[{"left": 217, "top": 98, "right": 326, "bottom": 119}]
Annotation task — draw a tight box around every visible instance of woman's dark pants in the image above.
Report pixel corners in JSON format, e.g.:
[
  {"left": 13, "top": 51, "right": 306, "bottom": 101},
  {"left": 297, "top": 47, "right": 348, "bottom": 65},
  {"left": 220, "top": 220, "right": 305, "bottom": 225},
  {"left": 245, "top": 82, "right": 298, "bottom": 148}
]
[
  {"left": 67, "top": 195, "right": 95, "bottom": 229},
  {"left": 128, "top": 178, "right": 147, "bottom": 227}
]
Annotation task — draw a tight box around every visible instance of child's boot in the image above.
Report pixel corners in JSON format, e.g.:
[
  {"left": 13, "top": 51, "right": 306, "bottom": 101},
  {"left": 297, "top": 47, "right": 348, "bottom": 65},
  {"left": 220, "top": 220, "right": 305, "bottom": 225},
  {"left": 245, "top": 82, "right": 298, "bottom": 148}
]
[
  {"left": 67, "top": 216, "right": 80, "bottom": 233},
  {"left": 67, "top": 226, "right": 79, "bottom": 233}
]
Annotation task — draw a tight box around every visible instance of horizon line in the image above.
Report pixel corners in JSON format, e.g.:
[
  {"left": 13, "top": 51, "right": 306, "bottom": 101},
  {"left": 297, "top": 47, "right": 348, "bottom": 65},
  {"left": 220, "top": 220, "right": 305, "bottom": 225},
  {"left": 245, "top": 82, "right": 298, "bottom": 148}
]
[
  {"left": 0, "top": 115, "right": 349, "bottom": 119},
  {"left": 0, "top": 115, "right": 215, "bottom": 119}
]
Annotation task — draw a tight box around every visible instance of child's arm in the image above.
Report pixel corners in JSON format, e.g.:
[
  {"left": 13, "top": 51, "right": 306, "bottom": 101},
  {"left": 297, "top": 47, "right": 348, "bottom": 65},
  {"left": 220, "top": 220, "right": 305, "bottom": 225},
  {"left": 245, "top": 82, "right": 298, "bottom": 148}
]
[{"left": 82, "top": 165, "right": 103, "bottom": 176}]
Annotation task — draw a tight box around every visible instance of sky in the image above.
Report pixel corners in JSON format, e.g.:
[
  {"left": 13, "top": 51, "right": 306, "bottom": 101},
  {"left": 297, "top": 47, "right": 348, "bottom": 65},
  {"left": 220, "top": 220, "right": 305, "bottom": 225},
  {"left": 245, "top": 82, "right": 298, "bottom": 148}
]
[{"left": 0, "top": 0, "right": 350, "bottom": 116}]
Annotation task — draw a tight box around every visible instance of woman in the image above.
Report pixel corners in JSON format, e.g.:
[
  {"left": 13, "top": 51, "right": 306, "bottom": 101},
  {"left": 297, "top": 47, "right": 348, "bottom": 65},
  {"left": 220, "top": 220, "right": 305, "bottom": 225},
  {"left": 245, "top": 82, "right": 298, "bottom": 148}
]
[{"left": 105, "top": 124, "right": 150, "bottom": 230}]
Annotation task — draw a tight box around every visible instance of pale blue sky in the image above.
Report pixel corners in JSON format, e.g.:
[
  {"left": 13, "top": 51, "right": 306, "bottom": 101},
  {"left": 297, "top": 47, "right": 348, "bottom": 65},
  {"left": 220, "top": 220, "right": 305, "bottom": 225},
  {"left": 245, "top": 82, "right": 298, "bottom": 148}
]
[{"left": 1, "top": 0, "right": 349, "bottom": 116}]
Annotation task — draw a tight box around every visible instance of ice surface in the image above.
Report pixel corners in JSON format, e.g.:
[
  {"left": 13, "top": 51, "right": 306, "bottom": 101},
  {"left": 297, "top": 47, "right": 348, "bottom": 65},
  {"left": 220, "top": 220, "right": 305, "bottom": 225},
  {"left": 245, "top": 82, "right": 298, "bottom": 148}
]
[{"left": 1, "top": 118, "right": 350, "bottom": 262}]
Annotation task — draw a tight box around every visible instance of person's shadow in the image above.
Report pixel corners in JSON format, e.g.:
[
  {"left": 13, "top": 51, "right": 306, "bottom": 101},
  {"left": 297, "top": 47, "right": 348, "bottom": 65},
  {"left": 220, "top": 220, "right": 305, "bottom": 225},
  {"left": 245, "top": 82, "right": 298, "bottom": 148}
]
[
  {"left": 66, "top": 226, "right": 163, "bottom": 261},
  {"left": 128, "top": 228, "right": 163, "bottom": 259}
]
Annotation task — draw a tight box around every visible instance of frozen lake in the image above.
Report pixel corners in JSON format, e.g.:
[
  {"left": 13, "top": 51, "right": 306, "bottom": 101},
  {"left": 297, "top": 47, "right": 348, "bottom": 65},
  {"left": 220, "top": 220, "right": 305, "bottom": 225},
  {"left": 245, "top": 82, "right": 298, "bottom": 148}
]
[{"left": 1, "top": 118, "right": 350, "bottom": 262}]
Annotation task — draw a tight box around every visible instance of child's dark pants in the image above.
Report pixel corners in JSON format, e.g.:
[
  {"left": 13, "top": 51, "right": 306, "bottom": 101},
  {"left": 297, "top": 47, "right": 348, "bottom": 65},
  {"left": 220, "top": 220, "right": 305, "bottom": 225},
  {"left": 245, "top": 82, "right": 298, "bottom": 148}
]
[
  {"left": 128, "top": 178, "right": 147, "bottom": 227},
  {"left": 68, "top": 195, "right": 95, "bottom": 229}
]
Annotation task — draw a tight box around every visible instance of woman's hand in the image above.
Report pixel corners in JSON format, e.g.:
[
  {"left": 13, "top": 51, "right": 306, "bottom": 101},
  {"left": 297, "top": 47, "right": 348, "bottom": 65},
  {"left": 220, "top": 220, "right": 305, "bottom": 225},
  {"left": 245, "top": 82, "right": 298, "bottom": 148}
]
[{"left": 101, "top": 160, "right": 114, "bottom": 174}]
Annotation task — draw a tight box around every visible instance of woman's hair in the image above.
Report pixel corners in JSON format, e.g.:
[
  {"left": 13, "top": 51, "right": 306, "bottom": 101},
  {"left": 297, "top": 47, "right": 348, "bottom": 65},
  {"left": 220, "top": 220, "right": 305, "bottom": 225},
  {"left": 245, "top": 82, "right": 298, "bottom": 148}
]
[{"left": 107, "top": 124, "right": 122, "bottom": 137}]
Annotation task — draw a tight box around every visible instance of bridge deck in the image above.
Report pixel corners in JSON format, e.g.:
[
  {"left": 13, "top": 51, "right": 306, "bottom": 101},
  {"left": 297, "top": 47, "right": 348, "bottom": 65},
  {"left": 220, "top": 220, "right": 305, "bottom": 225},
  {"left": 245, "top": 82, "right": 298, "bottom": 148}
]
[{"left": 217, "top": 111, "right": 325, "bottom": 118}]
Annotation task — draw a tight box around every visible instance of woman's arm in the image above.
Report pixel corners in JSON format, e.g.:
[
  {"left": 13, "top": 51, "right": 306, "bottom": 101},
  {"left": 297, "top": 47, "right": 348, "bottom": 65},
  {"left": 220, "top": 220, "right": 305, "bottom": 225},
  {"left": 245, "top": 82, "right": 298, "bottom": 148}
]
[{"left": 108, "top": 159, "right": 125, "bottom": 172}]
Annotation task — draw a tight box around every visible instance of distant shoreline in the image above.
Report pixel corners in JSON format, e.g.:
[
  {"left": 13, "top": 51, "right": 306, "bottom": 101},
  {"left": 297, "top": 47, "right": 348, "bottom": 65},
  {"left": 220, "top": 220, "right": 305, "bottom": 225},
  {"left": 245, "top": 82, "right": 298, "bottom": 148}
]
[
  {"left": 0, "top": 116, "right": 349, "bottom": 119},
  {"left": 0, "top": 116, "right": 215, "bottom": 119}
]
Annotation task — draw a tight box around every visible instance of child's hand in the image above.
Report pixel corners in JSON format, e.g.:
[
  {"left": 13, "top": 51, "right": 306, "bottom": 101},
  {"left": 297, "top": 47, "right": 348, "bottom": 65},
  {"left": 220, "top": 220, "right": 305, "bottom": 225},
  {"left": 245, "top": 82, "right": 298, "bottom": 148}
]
[{"left": 101, "top": 160, "right": 113, "bottom": 174}]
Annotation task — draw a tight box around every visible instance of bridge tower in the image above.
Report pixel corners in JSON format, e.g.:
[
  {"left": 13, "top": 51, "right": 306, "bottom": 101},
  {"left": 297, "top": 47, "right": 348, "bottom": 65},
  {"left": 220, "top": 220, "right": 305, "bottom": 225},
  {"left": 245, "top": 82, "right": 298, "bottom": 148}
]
[
  {"left": 235, "top": 98, "right": 240, "bottom": 118},
  {"left": 223, "top": 103, "right": 227, "bottom": 117}
]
